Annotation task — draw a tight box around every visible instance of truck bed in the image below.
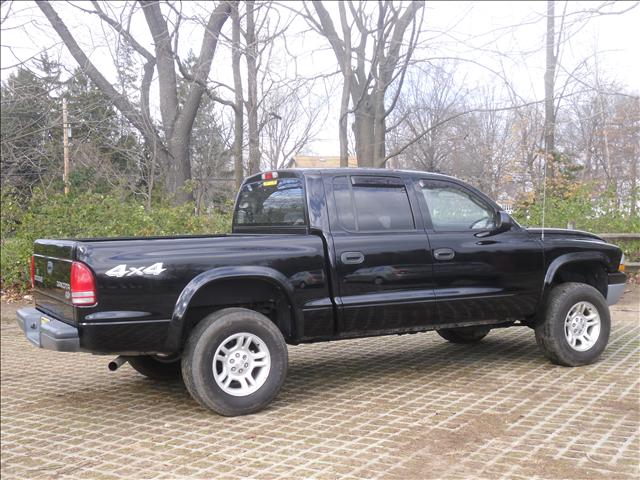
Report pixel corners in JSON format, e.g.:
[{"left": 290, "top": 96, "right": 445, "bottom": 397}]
[{"left": 32, "top": 233, "right": 332, "bottom": 353}]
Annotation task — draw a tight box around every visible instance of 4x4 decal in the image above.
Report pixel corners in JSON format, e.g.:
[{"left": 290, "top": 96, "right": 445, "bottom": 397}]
[{"left": 105, "top": 263, "right": 166, "bottom": 278}]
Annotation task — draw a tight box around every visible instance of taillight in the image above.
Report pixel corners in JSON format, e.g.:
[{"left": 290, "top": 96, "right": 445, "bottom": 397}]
[
  {"left": 70, "top": 261, "right": 97, "bottom": 306},
  {"left": 30, "top": 256, "right": 35, "bottom": 289}
]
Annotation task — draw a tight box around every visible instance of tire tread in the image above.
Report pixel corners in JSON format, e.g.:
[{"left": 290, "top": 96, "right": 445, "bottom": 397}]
[
  {"left": 535, "top": 282, "right": 610, "bottom": 367},
  {"left": 181, "top": 307, "right": 288, "bottom": 416}
]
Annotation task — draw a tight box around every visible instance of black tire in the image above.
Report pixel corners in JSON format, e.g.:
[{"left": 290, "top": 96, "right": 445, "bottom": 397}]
[
  {"left": 535, "top": 282, "right": 610, "bottom": 367},
  {"left": 437, "top": 326, "right": 490, "bottom": 343},
  {"left": 128, "top": 355, "right": 182, "bottom": 380},
  {"left": 182, "top": 308, "right": 288, "bottom": 416}
]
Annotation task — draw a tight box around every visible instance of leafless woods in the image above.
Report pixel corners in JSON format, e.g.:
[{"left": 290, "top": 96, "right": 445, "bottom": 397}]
[{"left": 1, "top": 1, "right": 638, "bottom": 216}]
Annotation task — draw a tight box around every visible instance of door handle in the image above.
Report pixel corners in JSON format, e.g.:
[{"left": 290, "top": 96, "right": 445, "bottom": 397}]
[
  {"left": 340, "top": 251, "right": 365, "bottom": 264},
  {"left": 434, "top": 248, "right": 455, "bottom": 261}
]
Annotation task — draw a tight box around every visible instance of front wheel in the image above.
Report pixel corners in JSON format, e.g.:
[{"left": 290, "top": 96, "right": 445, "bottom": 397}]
[
  {"left": 436, "top": 326, "right": 490, "bottom": 344},
  {"left": 535, "top": 282, "right": 610, "bottom": 366},
  {"left": 182, "top": 308, "right": 288, "bottom": 416}
]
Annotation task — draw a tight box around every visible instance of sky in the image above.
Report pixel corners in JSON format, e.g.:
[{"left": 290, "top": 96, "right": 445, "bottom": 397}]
[{"left": 1, "top": 1, "right": 639, "bottom": 154}]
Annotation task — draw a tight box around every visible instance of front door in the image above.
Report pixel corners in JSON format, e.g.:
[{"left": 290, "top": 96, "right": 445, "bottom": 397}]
[
  {"left": 415, "top": 178, "right": 543, "bottom": 325},
  {"left": 326, "top": 174, "right": 438, "bottom": 335}
]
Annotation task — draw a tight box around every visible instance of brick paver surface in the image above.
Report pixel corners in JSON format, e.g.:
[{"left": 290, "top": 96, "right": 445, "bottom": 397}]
[{"left": 1, "top": 287, "right": 639, "bottom": 479}]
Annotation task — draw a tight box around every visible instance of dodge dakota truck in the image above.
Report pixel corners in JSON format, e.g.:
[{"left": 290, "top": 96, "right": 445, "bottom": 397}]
[{"left": 17, "top": 168, "right": 627, "bottom": 416}]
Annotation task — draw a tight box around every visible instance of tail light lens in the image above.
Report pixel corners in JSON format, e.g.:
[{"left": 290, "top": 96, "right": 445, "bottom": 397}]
[
  {"left": 30, "top": 256, "right": 36, "bottom": 289},
  {"left": 70, "top": 261, "right": 97, "bottom": 306}
]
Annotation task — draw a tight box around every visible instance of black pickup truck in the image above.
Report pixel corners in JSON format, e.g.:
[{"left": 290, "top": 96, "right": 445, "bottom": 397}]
[{"left": 17, "top": 168, "right": 626, "bottom": 416}]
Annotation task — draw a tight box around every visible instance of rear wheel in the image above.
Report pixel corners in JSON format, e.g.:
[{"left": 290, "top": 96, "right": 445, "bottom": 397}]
[
  {"left": 182, "top": 308, "right": 288, "bottom": 416},
  {"left": 437, "top": 326, "right": 490, "bottom": 344},
  {"left": 535, "top": 282, "right": 610, "bottom": 366},
  {"left": 128, "top": 355, "right": 181, "bottom": 380}
]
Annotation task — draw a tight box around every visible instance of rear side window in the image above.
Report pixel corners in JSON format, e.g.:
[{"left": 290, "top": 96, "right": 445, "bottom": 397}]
[
  {"left": 234, "top": 178, "right": 306, "bottom": 226},
  {"left": 333, "top": 176, "right": 415, "bottom": 232},
  {"left": 333, "top": 176, "right": 357, "bottom": 230}
]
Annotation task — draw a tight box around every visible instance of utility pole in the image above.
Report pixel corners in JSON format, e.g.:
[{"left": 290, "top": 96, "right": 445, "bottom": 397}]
[
  {"left": 62, "top": 98, "right": 70, "bottom": 196},
  {"left": 544, "top": 0, "right": 556, "bottom": 176}
]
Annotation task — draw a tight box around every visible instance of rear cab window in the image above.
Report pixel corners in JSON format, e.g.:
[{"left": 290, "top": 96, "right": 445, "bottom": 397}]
[
  {"left": 332, "top": 175, "right": 415, "bottom": 232},
  {"left": 233, "top": 174, "right": 307, "bottom": 232}
]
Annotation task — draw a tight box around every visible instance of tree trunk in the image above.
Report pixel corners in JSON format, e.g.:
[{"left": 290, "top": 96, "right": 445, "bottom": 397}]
[
  {"left": 167, "top": 137, "right": 192, "bottom": 204},
  {"left": 339, "top": 79, "right": 350, "bottom": 167},
  {"left": 353, "top": 98, "right": 375, "bottom": 167},
  {"left": 232, "top": 5, "right": 244, "bottom": 189},
  {"left": 338, "top": 2, "right": 351, "bottom": 168},
  {"left": 373, "top": 87, "right": 386, "bottom": 167},
  {"left": 631, "top": 140, "right": 638, "bottom": 217},
  {"left": 246, "top": 1, "right": 260, "bottom": 175},
  {"left": 373, "top": 4, "right": 386, "bottom": 168},
  {"left": 631, "top": 98, "right": 639, "bottom": 217}
]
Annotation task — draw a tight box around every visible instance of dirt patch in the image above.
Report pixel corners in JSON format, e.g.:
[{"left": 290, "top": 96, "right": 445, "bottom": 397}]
[
  {"left": 523, "top": 453, "right": 631, "bottom": 480},
  {"left": 390, "top": 412, "right": 521, "bottom": 478},
  {"left": 615, "top": 284, "right": 639, "bottom": 311},
  {"left": 0, "top": 302, "right": 23, "bottom": 325}
]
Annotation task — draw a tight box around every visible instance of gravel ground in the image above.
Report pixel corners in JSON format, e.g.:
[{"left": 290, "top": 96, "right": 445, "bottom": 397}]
[{"left": 1, "top": 285, "right": 638, "bottom": 479}]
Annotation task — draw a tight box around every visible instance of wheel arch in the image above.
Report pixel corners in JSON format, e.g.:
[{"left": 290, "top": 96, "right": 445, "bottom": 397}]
[
  {"left": 543, "top": 252, "right": 609, "bottom": 299},
  {"left": 166, "top": 266, "right": 300, "bottom": 351}
]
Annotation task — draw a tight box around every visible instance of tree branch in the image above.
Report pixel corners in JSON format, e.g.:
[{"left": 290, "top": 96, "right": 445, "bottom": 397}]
[
  {"left": 176, "top": 1, "right": 231, "bottom": 138},
  {"left": 139, "top": 0, "right": 179, "bottom": 136},
  {"left": 36, "top": 1, "right": 162, "bottom": 148}
]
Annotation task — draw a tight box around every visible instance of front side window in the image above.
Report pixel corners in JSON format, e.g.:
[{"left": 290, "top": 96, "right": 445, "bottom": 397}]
[
  {"left": 421, "top": 182, "right": 495, "bottom": 231},
  {"left": 333, "top": 176, "right": 415, "bottom": 232},
  {"left": 234, "top": 177, "right": 305, "bottom": 226}
]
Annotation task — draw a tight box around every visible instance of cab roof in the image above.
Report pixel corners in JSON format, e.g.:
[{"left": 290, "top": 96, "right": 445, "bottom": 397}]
[{"left": 245, "top": 168, "right": 460, "bottom": 183}]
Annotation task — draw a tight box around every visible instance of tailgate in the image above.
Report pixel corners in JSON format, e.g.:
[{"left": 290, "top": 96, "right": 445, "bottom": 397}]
[{"left": 33, "top": 239, "right": 77, "bottom": 325}]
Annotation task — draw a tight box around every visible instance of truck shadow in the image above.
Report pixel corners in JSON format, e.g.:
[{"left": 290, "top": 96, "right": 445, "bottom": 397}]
[
  {"left": 280, "top": 329, "right": 545, "bottom": 396},
  {"left": 35, "top": 329, "right": 557, "bottom": 417}
]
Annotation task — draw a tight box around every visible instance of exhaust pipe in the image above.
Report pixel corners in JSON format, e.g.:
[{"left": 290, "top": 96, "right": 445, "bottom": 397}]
[{"left": 108, "top": 355, "right": 131, "bottom": 371}]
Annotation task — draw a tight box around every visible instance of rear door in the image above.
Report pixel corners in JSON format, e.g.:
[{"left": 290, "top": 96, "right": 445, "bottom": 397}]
[
  {"left": 415, "top": 178, "right": 543, "bottom": 324},
  {"left": 326, "top": 174, "right": 438, "bottom": 335}
]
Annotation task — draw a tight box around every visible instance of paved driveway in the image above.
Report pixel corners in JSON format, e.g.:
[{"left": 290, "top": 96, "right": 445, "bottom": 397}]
[{"left": 1, "top": 287, "right": 638, "bottom": 479}]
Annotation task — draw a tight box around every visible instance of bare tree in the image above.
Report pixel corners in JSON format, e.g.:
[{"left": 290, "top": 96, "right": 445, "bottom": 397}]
[
  {"left": 231, "top": 3, "right": 244, "bottom": 190},
  {"left": 304, "top": 0, "right": 424, "bottom": 167},
  {"left": 260, "top": 82, "right": 326, "bottom": 169},
  {"left": 36, "top": 1, "right": 231, "bottom": 204},
  {"left": 245, "top": 0, "right": 260, "bottom": 176},
  {"left": 387, "top": 65, "right": 465, "bottom": 172}
]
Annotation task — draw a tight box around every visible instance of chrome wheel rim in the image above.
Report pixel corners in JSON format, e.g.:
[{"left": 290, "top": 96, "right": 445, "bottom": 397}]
[
  {"left": 212, "top": 332, "right": 271, "bottom": 397},
  {"left": 564, "top": 301, "right": 601, "bottom": 352}
]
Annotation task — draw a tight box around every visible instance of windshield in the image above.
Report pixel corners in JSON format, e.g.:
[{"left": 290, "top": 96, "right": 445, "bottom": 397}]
[{"left": 233, "top": 177, "right": 306, "bottom": 227}]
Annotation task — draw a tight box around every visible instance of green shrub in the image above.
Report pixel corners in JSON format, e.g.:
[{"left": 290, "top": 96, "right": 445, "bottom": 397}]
[
  {"left": 617, "top": 240, "right": 640, "bottom": 264},
  {"left": 512, "top": 184, "right": 639, "bottom": 263},
  {"left": 1, "top": 190, "right": 232, "bottom": 291},
  {"left": 512, "top": 184, "right": 640, "bottom": 234}
]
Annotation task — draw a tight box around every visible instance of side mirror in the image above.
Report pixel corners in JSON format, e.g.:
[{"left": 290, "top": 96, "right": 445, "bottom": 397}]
[
  {"left": 494, "top": 211, "right": 514, "bottom": 233},
  {"left": 475, "top": 211, "right": 513, "bottom": 237}
]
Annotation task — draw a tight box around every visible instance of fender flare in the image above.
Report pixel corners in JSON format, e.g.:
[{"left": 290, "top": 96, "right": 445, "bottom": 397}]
[
  {"left": 543, "top": 251, "right": 610, "bottom": 293},
  {"left": 544, "top": 251, "right": 609, "bottom": 288},
  {"left": 165, "top": 266, "right": 299, "bottom": 351}
]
